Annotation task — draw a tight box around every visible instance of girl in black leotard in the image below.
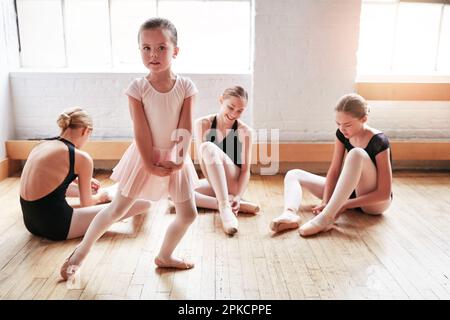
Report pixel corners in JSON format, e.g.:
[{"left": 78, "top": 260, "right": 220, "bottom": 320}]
[
  {"left": 193, "top": 86, "right": 259, "bottom": 235},
  {"left": 19, "top": 107, "right": 151, "bottom": 240},
  {"left": 270, "top": 93, "right": 393, "bottom": 236}
]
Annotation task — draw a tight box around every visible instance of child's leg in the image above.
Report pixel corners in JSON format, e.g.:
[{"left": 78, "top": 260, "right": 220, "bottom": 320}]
[
  {"left": 194, "top": 179, "right": 259, "bottom": 214},
  {"left": 270, "top": 169, "right": 326, "bottom": 232},
  {"left": 194, "top": 179, "right": 219, "bottom": 209},
  {"left": 199, "top": 142, "right": 240, "bottom": 234},
  {"left": 66, "top": 199, "right": 151, "bottom": 239},
  {"left": 60, "top": 192, "right": 136, "bottom": 280},
  {"left": 299, "top": 148, "right": 379, "bottom": 236},
  {"left": 155, "top": 197, "right": 197, "bottom": 269},
  {"left": 65, "top": 182, "right": 117, "bottom": 202}
]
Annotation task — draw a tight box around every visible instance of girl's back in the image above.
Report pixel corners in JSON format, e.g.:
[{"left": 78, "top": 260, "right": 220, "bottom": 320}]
[{"left": 20, "top": 140, "right": 72, "bottom": 201}]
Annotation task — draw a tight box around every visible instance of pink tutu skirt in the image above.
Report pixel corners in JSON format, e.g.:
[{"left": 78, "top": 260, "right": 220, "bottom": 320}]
[{"left": 111, "top": 142, "right": 199, "bottom": 203}]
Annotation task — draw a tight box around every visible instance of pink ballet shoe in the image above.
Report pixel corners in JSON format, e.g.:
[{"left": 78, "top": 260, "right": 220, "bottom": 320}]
[
  {"left": 60, "top": 247, "right": 81, "bottom": 282},
  {"left": 239, "top": 202, "right": 261, "bottom": 214},
  {"left": 154, "top": 256, "right": 195, "bottom": 270},
  {"left": 220, "top": 213, "right": 238, "bottom": 235},
  {"left": 298, "top": 218, "right": 334, "bottom": 237},
  {"left": 270, "top": 212, "right": 301, "bottom": 233}
]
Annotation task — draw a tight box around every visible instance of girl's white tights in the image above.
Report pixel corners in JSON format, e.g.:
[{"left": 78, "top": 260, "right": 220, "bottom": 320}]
[
  {"left": 193, "top": 180, "right": 260, "bottom": 214},
  {"left": 67, "top": 190, "right": 197, "bottom": 270},
  {"left": 272, "top": 148, "right": 390, "bottom": 235},
  {"left": 199, "top": 142, "right": 239, "bottom": 235},
  {"left": 155, "top": 197, "right": 197, "bottom": 269},
  {"left": 270, "top": 168, "right": 325, "bottom": 232},
  {"left": 299, "top": 148, "right": 388, "bottom": 236}
]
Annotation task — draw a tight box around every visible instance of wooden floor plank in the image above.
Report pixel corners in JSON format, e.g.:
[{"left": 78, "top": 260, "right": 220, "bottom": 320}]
[{"left": 0, "top": 172, "right": 449, "bottom": 299}]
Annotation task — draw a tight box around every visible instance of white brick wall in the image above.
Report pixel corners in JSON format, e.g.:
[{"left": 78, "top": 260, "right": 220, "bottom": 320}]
[
  {"left": 252, "top": 0, "right": 450, "bottom": 141},
  {"left": 253, "top": 0, "right": 360, "bottom": 141},
  {"left": 10, "top": 72, "right": 252, "bottom": 140},
  {"left": 4, "top": 0, "right": 450, "bottom": 148}
]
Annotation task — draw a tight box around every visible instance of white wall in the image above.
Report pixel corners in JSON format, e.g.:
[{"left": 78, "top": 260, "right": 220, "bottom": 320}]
[
  {"left": 0, "top": 0, "right": 18, "bottom": 159},
  {"left": 10, "top": 72, "right": 252, "bottom": 139},
  {"left": 7, "top": 0, "right": 450, "bottom": 144},
  {"left": 252, "top": 0, "right": 450, "bottom": 141}
]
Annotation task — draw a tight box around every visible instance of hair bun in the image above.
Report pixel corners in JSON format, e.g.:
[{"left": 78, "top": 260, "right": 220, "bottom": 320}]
[{"left": 57, "top": 112, "right": 71, "bottom": 130}]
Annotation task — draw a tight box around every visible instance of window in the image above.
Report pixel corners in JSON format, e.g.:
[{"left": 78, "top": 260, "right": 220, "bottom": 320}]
[
  {"left": 357, "top": 0, "right": 450, "bottom": 76},
  {"left": 15, "top": 0, "right": 252, "bottom": 73}
]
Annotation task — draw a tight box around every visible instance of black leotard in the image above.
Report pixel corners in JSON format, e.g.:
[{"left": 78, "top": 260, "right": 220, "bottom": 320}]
[
  {"left": 336, "top": 129, "right": 393, "bottom": 201},
  {"left": 205, "top": 116, "right": 242, "bottom": 168},
  {"left": 20, "top": 137, "right": 78, "bottom": 240},
  {"left": 336, "top": 129, "right": 392, "bottom": 167}
]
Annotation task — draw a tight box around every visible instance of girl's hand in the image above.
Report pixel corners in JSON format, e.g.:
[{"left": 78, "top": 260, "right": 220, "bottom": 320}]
[
  {"left": 311, "top": 203, "right": 326, "bottom": 215},
  {"left": 91, "top": 178, "right": 101, "bottom": 194},
  {"left": 149, "top": 164, "right": 173, "bottom": 177},
  {"left": 159, "top": 160, "right": 183, "bottom": 172},
  {"left": 94, "top": 189, "right": 110, "bottom": 204},
  {"left": 230, "top": 195, "right": 241, "bottom": 215}
]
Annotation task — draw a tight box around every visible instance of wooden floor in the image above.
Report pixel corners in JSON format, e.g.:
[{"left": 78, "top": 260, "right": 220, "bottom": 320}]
[{"left": 0, "top": 171, "right": 449, "bottom": 300}]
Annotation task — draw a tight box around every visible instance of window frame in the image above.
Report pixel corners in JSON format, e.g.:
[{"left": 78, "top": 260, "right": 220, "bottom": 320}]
[
  {"left": 357, "top": 0, "right": 450, "bottom": 82},
  {"left": 14, "top": 0, "right": 253, "bottom": 73}
]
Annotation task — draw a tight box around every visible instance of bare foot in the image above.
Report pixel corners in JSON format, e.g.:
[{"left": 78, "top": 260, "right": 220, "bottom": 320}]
[
  {"left": 154, "top": 256, "right": 195, "bottom": 269},
  {"left": 270, "top": 211, "right": 300, "bottom": 233}
]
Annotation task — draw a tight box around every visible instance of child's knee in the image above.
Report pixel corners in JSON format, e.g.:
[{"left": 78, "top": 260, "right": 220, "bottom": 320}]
[
  {"left": 181, "top": 209, "right": 197, "bottom": 224},
  {"left": 347, "top": 147, "right": 367, "bottom": 160},
  {"left": 174, "top": 200, "right": 198, "bottom": 223},
  {"left": 285, "top": 169, "right": 304, "bottom": 183},
  {"left": 200, "top": 142, "right": 220, "bottom": 160}
]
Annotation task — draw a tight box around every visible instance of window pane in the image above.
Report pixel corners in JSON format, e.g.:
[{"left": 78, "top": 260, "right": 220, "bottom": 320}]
[
  {"left": 392, "top": 3, "right": 442, "bottom": 73},
  {"left": 64, "top": 0, "right": 111, "bottom": 68},
  {"left": 17, "top": 0, "right": 65, "bottom": 67},
  {"left": 158, "top": 0, "right": 251, "bottom": 73},
  {"left": 437, "top": 5, "right": 450, "bottom": 72},
  {"left": 111, "top": 0, "right": 157, "bottom": 69},
  {"left": 357, "top": 2, "right": 397, "bottom": 74}
]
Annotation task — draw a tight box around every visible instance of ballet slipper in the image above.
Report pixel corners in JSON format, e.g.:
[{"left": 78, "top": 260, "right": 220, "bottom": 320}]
[
  {"left": 239, "top": 201, "right": 261, "bottom": 214},
  {"left": 60, "top": 247, "right": 82, "bottom": 282},
  {"left": 298, "top": 215, "right": 334, "bottom": 237},
  {"left": 270, "top": 211, "right": 300, "bottom": 233},
  {"left": 154, "top": 256, "right": 194, "bottom": 269},
  {"left": 219, "top": 201, "right": 238, "bottom": 235},
  {"left": 220, "top": 210, "right": 238, "bottom": 235}
]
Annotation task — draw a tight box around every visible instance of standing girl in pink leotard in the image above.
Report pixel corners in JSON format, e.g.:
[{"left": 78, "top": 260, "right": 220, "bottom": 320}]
[{"left": 60, "top": 17, "right": 199, "bottom": 281}]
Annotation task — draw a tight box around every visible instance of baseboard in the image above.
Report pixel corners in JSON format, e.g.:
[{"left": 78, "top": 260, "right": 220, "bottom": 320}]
[
  {"left": 4, "top": 140, "right": 450, "bottom": 176},
  {"left": 0, "top": 158, "right": 8, "bottom": 181},
  {"left": 0, "top": 158, "right": 21, "bottom": 182}
]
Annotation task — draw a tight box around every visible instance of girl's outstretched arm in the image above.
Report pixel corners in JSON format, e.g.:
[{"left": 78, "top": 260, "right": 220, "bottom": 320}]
[{"left": 75, "top": 150, "right": 108, "bottom": 206}]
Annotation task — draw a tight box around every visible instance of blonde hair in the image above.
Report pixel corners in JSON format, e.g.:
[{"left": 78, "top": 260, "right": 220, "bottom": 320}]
[
  {"left": 56, "top": 107, "right": 93, "bottom": 132},
  {"left": 222, "top": 85, "right": 248, "bottom": 101},
  {"left": 335, "top": 93, "right": 369, "bottom": 119}
]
